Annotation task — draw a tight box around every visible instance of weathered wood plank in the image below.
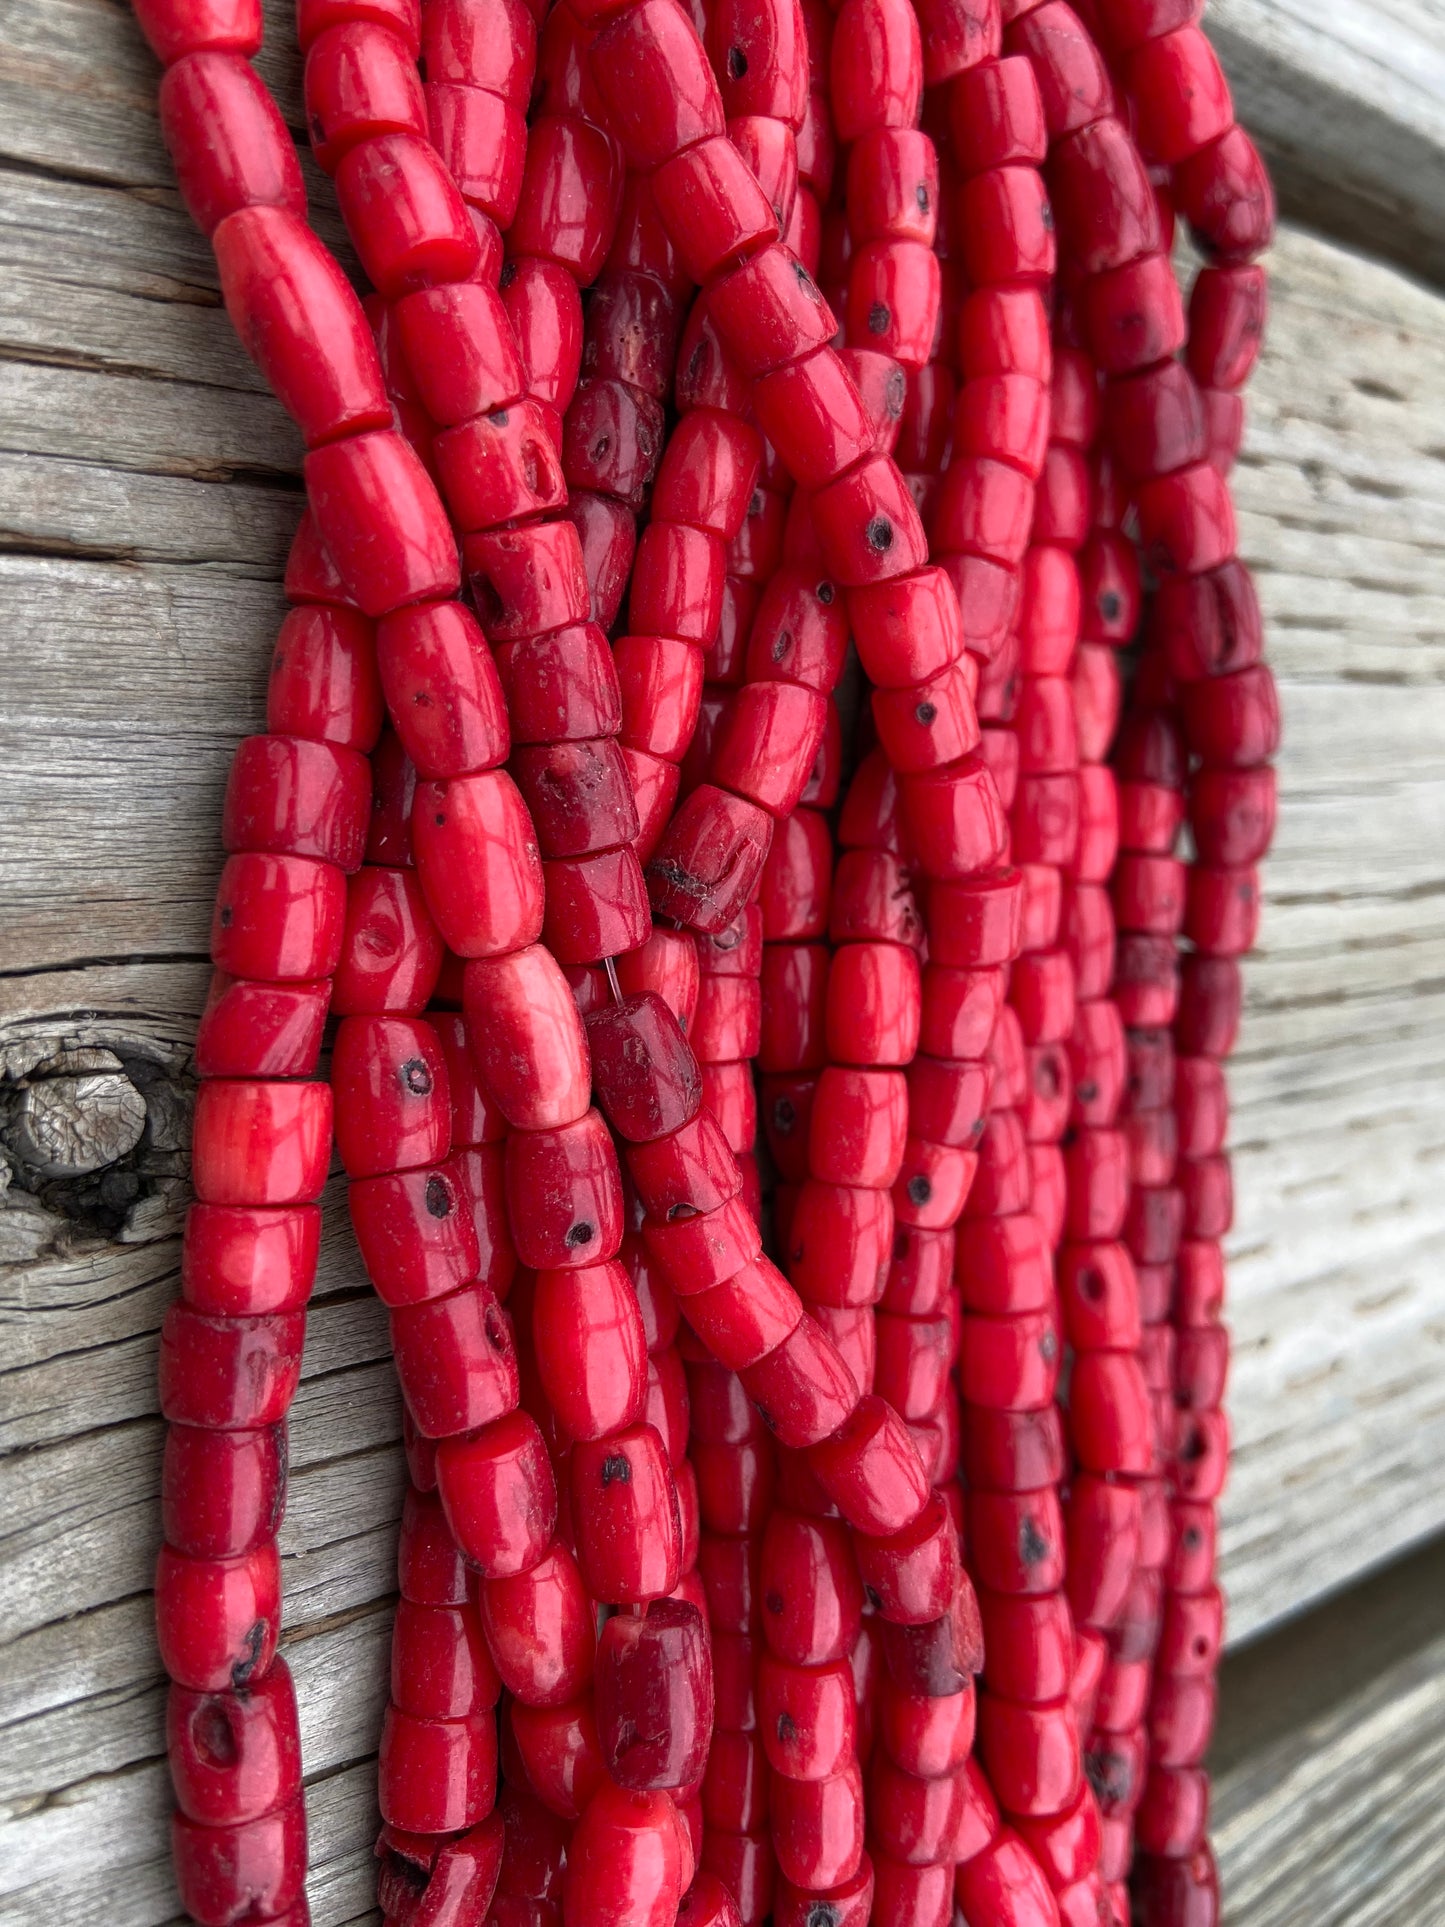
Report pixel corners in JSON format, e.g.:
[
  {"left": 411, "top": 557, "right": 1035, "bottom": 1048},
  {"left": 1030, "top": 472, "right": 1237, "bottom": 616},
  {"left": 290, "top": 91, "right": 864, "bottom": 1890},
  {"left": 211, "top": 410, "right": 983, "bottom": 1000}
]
[
  {"left": 1210, "top": 0, "right": 1445, "bottom": 290},
  {"left": 1214, "top": 1536, "right": 1445, "bottom": 1922}
]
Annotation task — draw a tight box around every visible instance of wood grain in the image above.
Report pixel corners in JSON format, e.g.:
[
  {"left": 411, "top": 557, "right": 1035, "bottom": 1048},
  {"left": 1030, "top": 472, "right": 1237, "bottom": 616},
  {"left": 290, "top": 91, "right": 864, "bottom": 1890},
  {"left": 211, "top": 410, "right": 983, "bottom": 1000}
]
[
  {"left": 3, "top": 0, "right": 1445, "bottom": 1921},
  {"left": 1213, "top": 1536, "right": 1445, "bottom": 1922},
  {"left": 1210, "top": 0, "right": 1445, "bottom": 290}
]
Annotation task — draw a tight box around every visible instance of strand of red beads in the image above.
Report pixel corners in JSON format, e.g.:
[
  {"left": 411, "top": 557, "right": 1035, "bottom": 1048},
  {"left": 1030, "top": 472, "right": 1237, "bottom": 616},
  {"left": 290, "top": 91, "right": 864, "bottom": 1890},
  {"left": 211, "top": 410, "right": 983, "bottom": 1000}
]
[{"left": 138, "top": 4, "right": 385, "bottom": 1920}]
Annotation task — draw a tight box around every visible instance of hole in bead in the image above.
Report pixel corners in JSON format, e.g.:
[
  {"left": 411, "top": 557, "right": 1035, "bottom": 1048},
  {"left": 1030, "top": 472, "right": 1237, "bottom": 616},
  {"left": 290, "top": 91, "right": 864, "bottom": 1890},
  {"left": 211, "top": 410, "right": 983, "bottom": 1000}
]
[
  {"left": 1193, "top": 1635, "right": 1210, "bottom": 1657},
  {"left": 401, "top": 1058, "right": 433, "bottom": 1096},
  {"left": 424, "top": 1176, "right": 452, "bottom": 1219},
  {"left": 792, "top": 260, "right": 821, "bottom": 302},
  {"left": 1100, "top": 589, "right": 1122, "bottom": 622},
  {"left": 601, "top": 1454, "right": 631, "bottom": 1485},
  {"left": 885, "top": 367, "right": 906, "bottom": 419},
  {"left": 217, "top": 903, "right": 233, "bottom": 927},
  {"left": 915, "top": 701, "right": 937, "bottom": 726},
  {"left": 499, "top": 261, "right": 517, "bottom": 289},
  {"left": 866, "top": 516, "right": 894, "bottom": 553},
  {"left": 666, "top": 1202, "right": 699, "bottom": 1222},
  {"left": 483, "top": 1304, "right": 508, "bottom": 1351},
  {"left": 807, "top": 1904, "right": 840, "bottom": 1927},
  {"left": 772, "top": 1097, "right": 796, "bottom": 1132},
  {"left": 777, "top": 1712, "right": 797, "bottom": 1742},
  {"left": 907, "top": 1175, "right": 931, "bottom": 1205},
  {"left": 1183, "top": 1526, "right": 1203, "bottom": 1550},
  {"left": 867, "top": 302, "right": 890, "bottom": 336},
  {"left": 1079, "top": 1267, "right": 1103, "bottom": 1302},
  {"left": 191, "top": 1700, "right": 238, "bottom": 1768},
  {"left": 727, "top": 44, "right": 748, "bottom": 78},
  {"left": 772, "top": 628, "right": 792, "bottom": 663},
  {"left": 565, "top": 1220, "right": 595, "bottom": 1248},
  {"left": 816, "top": 580, "right": 835, "bottom": 604},
  {"left": 764, "top": 1589, "right": 785, "bottom": 1615}
]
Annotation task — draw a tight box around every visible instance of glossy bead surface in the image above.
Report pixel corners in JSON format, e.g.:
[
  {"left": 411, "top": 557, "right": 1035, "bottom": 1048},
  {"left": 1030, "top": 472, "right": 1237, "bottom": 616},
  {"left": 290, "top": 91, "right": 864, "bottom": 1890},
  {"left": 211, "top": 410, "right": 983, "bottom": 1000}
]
[
  {"left": 596, "top": 1597, "right": 713, "bottom": 1790},
  {"left": 570, "top": 1424, "right": 682, "bottom": 1604}
]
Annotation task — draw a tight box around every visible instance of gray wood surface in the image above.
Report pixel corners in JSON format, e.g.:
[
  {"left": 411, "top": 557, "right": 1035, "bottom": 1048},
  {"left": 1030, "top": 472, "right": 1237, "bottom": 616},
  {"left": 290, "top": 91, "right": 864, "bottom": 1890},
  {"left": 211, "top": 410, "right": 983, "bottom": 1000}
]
[
  {"left": 3, "top": 2, "right": 1445, "bottom": 1924},
  {"left": 1210, "top": 0, "right": 1445, "bottom": 288},
  {"left": 1213, "top": 1536, "right": 1445, "bottom": 1922}
]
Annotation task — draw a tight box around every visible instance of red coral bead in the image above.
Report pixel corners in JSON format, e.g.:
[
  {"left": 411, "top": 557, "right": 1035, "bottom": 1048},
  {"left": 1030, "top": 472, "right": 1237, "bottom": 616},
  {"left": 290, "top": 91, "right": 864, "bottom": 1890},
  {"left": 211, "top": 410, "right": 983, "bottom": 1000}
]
[
  {"left": 161, "top": 54, "right": 307, "bottom": 238},
  {"left": 570, "top": 1424, "right": 682, "bottom": 1603},
  {"left": 162, "top": 1422, "right": 287, "bottom": 1560},
  {"left": 167, "top": 1657, "right": 301, "bottom": 1826},
  {"left": 596, "top": 1597, "right": 713, "bottom": 1789},
  {"left": 564, "top": 1781, "right": 688, "bottom": 1927},
  {"left": 191, "top": 1080, "right": 332, "bottom": 1207},
  {"left": 954, "top": 1828, "right": 1063, "bottom": 1927},
  {"left": 170, "top": 1796, "right": 306, "bottom": 1927},
  {"left": 155, "top": 1541, "right": 281, "bottom": 1692},
  {"left": 436, "top": 1411, "right": 557, "bottom": 1578},
  {"left": 306, "top": 429, "right": 459, "bottom": 618}
]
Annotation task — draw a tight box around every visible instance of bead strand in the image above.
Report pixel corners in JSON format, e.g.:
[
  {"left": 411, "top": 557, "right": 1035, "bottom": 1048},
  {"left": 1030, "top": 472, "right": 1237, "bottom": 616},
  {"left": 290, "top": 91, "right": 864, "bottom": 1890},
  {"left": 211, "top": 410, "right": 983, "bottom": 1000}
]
[{"left": 133, "top": 6, "right": 384, "bottom": 1919}]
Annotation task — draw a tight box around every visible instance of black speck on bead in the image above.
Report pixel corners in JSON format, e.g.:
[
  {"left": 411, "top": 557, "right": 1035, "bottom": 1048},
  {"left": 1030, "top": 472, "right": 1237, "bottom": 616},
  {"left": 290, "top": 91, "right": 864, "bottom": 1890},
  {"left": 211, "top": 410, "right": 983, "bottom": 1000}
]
[
  {"left": 666, "top": 1202, "right": 699, "bottom": 1222},
  {"left": 916, "top": 181, "right": 930, "bottom": 211},
  {"left": 816, "top": 579, "right": 835, "bottom": 604},
  {"left": 434, "top": 811, "right": 446, "bottom": 826},
  {"left": 483, "top": 1304, "right": 508, "bottom": 1351},
  {"left": 424, "top": 1176, "right": 452, "bottom": 1219},
  {"left": 764, "top": 1589, "right": 785, "bottom": 1615},
  {"left": 915, "top": 700, "right": 937, "bottom": 726},
  {"left": 218, "top": 904, "right": 233, "bottom": 927},
  {"left": 230, "top": 1619, "right": 266, "bottom": 1691},
  {"left": 565, "top": 1220, "right": 595, "bottom": 1248},
  {"left": 772, "top": 627, "right": 792, "bottom": 662},
  {"left": 908, "top": 1174, "right": 932, "bottom": 1205},
  {"left": 772, "top": 1097, "right": 797, "bottom": 1132},
  {"left": 1184, "top": 1526, "right": 1203, "bottom": 1549},
  {"left": 793, "top": 260, "right": 819, "bottom": 299},
  {"left": 492, "top": 409, "right": 509, "bottom": 428},
  {"left": 499, "top": 260, "right": 517, "bottom": 289},
  {"left": 777, "top": 1712, "right": 797, "bottom": 1742},
  {"left": 864, "top": 1583, "right": 882, "bottom": 1611},
  {"left": 601, "top": 1453, "right": 631, "bottom": 1485},
  {"left": 592, "top": 433, "right": 611, "bottom": 459},
  {"left": 868, "top": 302, "right": 890, "bottom": 335},
  {"left": 886, "top": 366, "right": 906, "bottom": 418},
  {"left": 727, "top": 44, "right": 748, "bottom": 78},
  {"left": 1101, "top": 589, "right": 1122, "bottom": 621},
  {"left": 401, "top": 1058, "right": 433, "bottom": 1096},
  {"left": 1019, "top": 1514, "right": 1050, "bottom": 1565},
  {"left": 866, "top": 515, "right": 894, "bottom": 553},
  {"left": 1040, "top": 1331, "right": 1057, "bottom": 1362}
]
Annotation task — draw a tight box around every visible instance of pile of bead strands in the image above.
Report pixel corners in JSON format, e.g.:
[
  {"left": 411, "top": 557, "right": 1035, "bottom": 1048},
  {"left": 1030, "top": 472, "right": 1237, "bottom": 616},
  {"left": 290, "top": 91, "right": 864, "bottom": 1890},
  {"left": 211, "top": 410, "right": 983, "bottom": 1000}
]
[{"left": 134, "top": 0, "right": 1277, "bottom": 1924}]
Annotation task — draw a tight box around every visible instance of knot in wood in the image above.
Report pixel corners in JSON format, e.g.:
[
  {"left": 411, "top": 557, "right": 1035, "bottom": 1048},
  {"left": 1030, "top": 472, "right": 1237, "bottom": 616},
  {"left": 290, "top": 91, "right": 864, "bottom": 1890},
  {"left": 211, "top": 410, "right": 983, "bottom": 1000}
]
[{"left": 14, "top": 1068, "right": 147, "bottom": 1177}]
